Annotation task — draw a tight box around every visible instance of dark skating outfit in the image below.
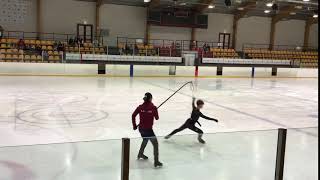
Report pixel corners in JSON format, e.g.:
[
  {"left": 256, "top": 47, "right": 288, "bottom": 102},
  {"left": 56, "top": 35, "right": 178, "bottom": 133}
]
[
  {"left": 132, "top": 99, "right": 162, "bottom": 167},
  {"left": 165, "top": 98, "right": 218, "bottom": 143}
]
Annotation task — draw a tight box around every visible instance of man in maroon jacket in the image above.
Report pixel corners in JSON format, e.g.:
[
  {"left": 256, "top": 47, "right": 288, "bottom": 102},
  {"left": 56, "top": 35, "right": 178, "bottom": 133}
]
[{"left": 132, "top": 92, "right": 163, "bottom": 168}]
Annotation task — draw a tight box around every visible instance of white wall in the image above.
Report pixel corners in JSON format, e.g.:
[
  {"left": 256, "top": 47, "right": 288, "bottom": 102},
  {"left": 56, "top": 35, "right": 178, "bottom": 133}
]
[
  {"left": 309, "top": 23, "right": 318, "bottom": 48},
  {"left": 236, "top": 16, "right": 271, "bottom": 51},
  {"left": 41, "top": 0, "right": 95, "bottom": 35},
  {"left": 275, "top": 19, "right": 305, "bottom": 46},
  {"left": 100, "top": 4, "right": 146, "bottom": 46},
  {"left": 0, "top": 0, "right": 37, "bottom": 32},
  {"left": 195, "top": 13, "right": 233, "bottom": 42},
  {"left": 150, "top": 26, "right": 192, "bottom": 41}
]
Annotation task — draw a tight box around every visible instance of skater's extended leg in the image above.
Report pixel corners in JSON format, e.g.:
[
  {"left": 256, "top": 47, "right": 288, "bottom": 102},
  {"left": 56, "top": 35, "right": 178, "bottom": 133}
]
[{"left": 165, "top": 123, "right": 188, "bottom": 139}]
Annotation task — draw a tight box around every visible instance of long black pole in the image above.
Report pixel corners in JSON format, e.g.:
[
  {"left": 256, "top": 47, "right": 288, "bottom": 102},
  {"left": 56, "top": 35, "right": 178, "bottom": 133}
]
[{"left": 157, "top": 81, "right": 193, "bottom": 109}]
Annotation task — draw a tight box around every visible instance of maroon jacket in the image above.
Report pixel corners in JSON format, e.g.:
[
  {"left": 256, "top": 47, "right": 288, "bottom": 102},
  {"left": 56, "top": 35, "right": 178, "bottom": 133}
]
[{"left": 132, "top": 102, "right": 159, "bottom": 129}]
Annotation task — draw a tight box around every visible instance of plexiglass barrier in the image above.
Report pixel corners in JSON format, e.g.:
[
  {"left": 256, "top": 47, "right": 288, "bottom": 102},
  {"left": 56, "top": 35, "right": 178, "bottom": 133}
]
[
  {"left": 0, "top": 140, "right": 122, "bottom": 180},
  {"left": 0, "top": 128, "right": 317, "bottom": 180},
  {"left": 129, "top": 130, "right": 278, "bottom": 180},
  {"left": 284, "top": 127, "right": 318, "bottom": 180}
]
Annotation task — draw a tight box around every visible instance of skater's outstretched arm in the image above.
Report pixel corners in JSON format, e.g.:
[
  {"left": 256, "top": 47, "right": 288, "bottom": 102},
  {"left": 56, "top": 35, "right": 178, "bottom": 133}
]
[
  {"left": 192, "top": 97, "right": 196, "bottom": 109},
  {"left": 132, "top": 106, "right": 141, "bottom": 130},
  {"left": 200, "top": 112, "right": 218, "bottom": 122}
]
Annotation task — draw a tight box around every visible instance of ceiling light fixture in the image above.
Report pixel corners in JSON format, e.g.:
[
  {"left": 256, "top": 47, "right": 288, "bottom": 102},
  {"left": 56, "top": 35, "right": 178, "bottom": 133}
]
[
  {"left": 144, "top": 0, "right": 151, "bottom": 2},
  {"left": 264, "top": 10, "right": 271, "bottom": 13},
  {"left": 266, "top": 2, "right": 273, "bottom": 7},
  {"left": 313, "top": 14, "right": 318, "bottom": 18},
  {"left": 208, "top": 4, "right": 215, "bottom": 9},
  {"left": 303, "top": 0, "right": 310, "bottom": 2}
]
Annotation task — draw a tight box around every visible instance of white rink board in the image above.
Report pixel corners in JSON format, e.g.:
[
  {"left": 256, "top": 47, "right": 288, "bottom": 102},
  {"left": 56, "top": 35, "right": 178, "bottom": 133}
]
[
  {"left": 0, "top": 62, "right": 97, "bottom": 75},
  {"left": 255, "top": 67, "right": 272, "bottom": 77},
  {"left": 176, "top": 66, "right": 196, "bottom": 76},
  {"left": 106, "top": 65, "right": 130, "bottom": 76},
  {"left": 223, "top": 67, "right": 252, "bottom": 77},
  {"left": 0, "top": 62, "right": 318, "bottom": 78},
  {"left": 278, "top": 68, "right": 318, "bottom": 77},
  {"left": 198, "top": 66, "right": 217, "bottom": 76},
  {"left": 134, "top": 65, "right": 169, "bottom": 76}
]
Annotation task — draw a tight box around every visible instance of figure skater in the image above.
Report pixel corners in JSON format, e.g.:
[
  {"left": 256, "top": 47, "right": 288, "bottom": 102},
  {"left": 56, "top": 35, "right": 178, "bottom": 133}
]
[{"left": 165, "top": 97, "right": 218, "bottom": 144}]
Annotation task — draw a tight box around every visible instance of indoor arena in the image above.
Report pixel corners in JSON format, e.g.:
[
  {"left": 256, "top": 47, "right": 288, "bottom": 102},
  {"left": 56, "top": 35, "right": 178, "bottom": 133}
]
[{"left": 0, "top": 0, "right": 318, "bottom": 180}]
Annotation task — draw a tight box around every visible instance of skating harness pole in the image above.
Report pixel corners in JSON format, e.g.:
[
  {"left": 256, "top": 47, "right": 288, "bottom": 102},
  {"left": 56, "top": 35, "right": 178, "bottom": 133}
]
[{"left": 157, "top": 81, "right": 194, "bottom": 109}]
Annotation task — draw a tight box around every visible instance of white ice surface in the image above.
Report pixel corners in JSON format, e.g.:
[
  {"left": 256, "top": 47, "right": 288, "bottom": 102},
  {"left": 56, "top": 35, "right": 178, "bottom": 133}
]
[{"left": 0, "top": 76, "right": 318, "bottom": 180}]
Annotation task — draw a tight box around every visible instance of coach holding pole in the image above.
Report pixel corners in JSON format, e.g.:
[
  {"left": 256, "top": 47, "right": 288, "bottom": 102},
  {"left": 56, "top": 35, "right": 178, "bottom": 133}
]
[{"left": 132, "top": 92, "right": 163, "bottom": 168}]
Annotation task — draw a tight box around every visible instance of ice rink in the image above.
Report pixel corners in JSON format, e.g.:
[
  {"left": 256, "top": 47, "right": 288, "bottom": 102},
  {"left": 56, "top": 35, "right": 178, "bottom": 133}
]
[{"left": 0, "top": 76, "right": 318, "bottom": 179}]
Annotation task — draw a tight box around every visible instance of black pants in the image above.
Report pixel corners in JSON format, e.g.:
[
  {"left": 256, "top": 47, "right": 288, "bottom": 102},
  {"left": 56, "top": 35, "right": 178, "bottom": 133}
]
[
  {"left": 138, "top": 129, "right": 159, "bottom": 162},
  {"left": 168, "top": 119, "right": 203, "bottom": 137}
]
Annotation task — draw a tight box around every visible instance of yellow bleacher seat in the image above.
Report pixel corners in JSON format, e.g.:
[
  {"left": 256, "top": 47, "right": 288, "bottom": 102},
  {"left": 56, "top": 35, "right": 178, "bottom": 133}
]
[
  {"left": 0, "top": 49, "right": 6, "bottom": 54},
  {"left": 1, "top": 44, "right": 7, "bottom": 48},
  {"left": 12, "top": 49, "right": 18, "bottom": 53},
  {"left": 11, "top": 39, "right": 18, "bottom": 43},
  {"left": 12, "top": 55, "right": 18, "bottom": 61},
  {"left": 0, "top": 39, "right": 7, "bottom": 43},
  {"left": 0, "top": 54, "right": 5, "bottom": 61},
  {"left": 49, "top": 56, "right": 54, "bottom": 61},
  {"left": 30, "top": 55, "right": 37, "bottom": 61},
  {"left": 24, "top": 55, "right": 31, "bottom": 61},
  {"left": 5, "top": 54, "right": 13, "bottom": 60},
  {"left": 47, "top": 41, "right": 53, "bottom": 45},
  {"left": 36, "top": 55, "right": 42, "bottom": 61},
  {"left": 54, "top": 56, "right": 60, "bottom": 61},
  {"left": 18, "top": 55, "right": 24, "bottom": 61},
  {"left": 6, "top": 49, "right": 12, "bottom": 54}
]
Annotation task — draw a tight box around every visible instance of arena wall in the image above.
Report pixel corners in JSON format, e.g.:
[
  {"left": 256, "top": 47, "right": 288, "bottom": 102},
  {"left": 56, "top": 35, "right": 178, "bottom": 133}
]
[
  {"left": 0, "top": 1, "right": 317, "bottom": 48},
  {"left": 99, "top": 4, "right": 147, "bottom": 46},
  {"left": 194, "top": 13, "right": 234, "bottom": 43},
  {"left": 275, "top": 19, "right": 305, "bottom": 47},
  {"left": 41, "top": 0, "right": 96, "bottom": 34},
  {"left": 309, "top": 24, "right": 319, "bottom": 48},
  {"left": 236, "top": 16, "right": 271, "bottom": 51}
]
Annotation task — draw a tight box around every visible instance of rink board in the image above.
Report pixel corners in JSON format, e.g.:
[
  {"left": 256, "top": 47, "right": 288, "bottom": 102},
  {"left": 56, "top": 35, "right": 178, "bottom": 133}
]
[{"left": 0, "top": 62, "right": 318, "bottom": 78}]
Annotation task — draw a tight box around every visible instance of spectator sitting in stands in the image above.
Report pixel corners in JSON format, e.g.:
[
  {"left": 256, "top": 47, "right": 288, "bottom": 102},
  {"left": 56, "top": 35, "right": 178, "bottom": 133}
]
[
  {"left": 57, "top": 42, "right": 64, "bottom": 51},
  {"left": 171, "top": 42, "right": 176, "bottom": 49},
  {"left": 203, "top": 43, "right": 210, "bottom": 52},
  {"left": 68, "top": 38, "right": 75, "bottom": 46},
  {"left": 0, "top": 25, "right": 3, "bottom": 39},
  {"left": 43, "top": 50, "right": 49, "bottom": 60},
  {"left": 35, "top": 45, "right": 42, "bottom": 54},
  {"left": 125, "top": 43, "right": 130, "bottom": 55},
  {"left": 17, "top": 39, "right": 25, "bottom": 50}
]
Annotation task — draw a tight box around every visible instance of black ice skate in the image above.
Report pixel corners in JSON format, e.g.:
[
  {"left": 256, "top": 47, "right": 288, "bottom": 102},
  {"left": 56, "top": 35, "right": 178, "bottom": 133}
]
[
  {"left": 154, "top": 161, "right": 163, "bottom": 168},
  {"left": 137, "top": 154, "right": 149, "bottom": 160}
]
